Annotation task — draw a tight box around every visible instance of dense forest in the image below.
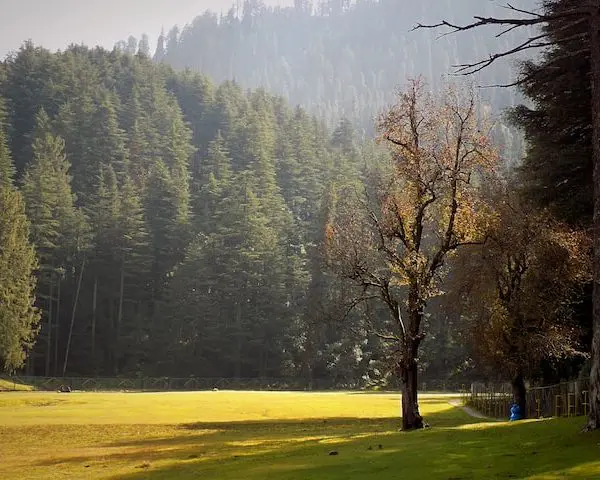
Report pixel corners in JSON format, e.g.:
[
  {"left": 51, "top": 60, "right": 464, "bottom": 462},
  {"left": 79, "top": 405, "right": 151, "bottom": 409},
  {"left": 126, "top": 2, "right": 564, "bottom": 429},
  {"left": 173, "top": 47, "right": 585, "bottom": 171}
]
[
  {"left": 0, "top": 0, "right": 596, "bottom": 420},
  {"left": 143, "top": 0, "right": 535, "bottom": 162},
  {"left": 0, "top": 43, "right": 395, "bottom": 382},
  {"left": 0, "top": 40, "right": 528, "bottom": 387}
]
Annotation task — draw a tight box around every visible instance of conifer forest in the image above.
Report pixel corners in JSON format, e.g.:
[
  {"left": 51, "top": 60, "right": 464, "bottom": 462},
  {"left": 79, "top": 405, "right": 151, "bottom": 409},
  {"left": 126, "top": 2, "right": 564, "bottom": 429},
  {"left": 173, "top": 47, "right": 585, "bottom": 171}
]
[{"left": 2, "top": 0, "right": 600, "bottom": 431}]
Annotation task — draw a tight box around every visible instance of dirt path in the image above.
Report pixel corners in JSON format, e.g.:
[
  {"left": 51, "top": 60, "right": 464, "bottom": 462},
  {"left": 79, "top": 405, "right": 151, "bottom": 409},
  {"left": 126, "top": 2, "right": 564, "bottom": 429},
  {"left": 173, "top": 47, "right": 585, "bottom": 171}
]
[{"left": 448, "top": 399, "right": 490, "bottom": 419}]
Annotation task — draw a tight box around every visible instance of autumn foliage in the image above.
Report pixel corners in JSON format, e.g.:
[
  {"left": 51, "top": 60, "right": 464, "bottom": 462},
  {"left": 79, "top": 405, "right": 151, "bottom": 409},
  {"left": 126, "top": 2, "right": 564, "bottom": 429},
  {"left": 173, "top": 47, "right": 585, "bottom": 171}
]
[{"left": 325, "top": 78, "right": 499, "bottom": 429}]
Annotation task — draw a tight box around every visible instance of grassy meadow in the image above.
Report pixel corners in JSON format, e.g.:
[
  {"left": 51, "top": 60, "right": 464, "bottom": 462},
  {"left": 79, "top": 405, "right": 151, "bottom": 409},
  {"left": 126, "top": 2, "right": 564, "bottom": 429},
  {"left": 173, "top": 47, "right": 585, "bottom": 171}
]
[
  {"left": 0, "top": 377, "right": 35, "bottom": 391},
  {"left": 0, "top": 390, "right": 599, "bottom": 479}
]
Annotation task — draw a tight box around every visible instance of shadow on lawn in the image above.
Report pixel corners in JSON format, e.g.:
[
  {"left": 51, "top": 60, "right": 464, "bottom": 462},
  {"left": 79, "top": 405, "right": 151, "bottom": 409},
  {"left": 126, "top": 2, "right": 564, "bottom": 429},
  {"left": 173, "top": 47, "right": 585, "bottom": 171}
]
[{"left": 37, "top": 406, "right": 600, "bottom": 480}]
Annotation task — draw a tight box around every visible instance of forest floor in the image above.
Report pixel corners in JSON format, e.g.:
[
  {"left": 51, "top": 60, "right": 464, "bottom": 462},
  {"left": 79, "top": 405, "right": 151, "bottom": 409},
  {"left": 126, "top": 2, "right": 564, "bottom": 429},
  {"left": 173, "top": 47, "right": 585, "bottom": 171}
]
[{"left": 0, "top": 390, "right": 599, "bottom": 479}]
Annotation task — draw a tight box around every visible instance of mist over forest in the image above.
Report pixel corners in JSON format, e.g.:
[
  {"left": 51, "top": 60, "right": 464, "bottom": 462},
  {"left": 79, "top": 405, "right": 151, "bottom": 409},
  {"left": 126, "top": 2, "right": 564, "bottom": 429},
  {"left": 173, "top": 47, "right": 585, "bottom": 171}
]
[
  {"left": 148, "top": 0, "right": 534, "bottom": 157},
  {"left": 0, "top": 0, "right": 594, "bottom": 404}
]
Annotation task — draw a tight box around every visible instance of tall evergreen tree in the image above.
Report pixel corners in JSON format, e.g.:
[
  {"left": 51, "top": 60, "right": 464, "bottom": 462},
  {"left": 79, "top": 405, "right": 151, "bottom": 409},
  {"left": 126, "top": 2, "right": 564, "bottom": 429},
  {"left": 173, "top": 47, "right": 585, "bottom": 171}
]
[
  {"left": 0, "top": 98, "right": 14, "bottom": 188},
  {"left": 192, "top": 132, "right": 233, "bottom": 232},
  {"left": 86, "top": 165, "right": 150, "bottom": 373},
  {"left": 0, "top": 186, "right": 40, "bottom": 373},
  {"left": 138, "top": 34, "right": 151, "bottom": 57},
  {"left": 21, "top": 109, "right": 85, "bottom": 375},
  {"left": 511, "top": 2, "right": 591, "bottom": 226},
  {"left": 0, "top": 114, "right": 39, "bottom": 373},
  {"left": 153, "top": 29, "right": 166, "bottom": 62},
  {"left": 3, "top": 42, "right": 62, "bottom": 174},
  {"left": 145, "top": 160, "right": 188, "bottom": 303}
]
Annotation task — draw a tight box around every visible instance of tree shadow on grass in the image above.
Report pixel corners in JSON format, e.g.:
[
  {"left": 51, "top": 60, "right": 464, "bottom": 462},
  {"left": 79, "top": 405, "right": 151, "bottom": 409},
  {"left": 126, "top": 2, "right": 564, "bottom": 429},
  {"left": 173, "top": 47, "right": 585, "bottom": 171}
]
[
  {"left": 111, "top": 415, "right": 600, "bottom": 480},
  {"left": 31, "top": 406, "right": 600, "bottom": 480}
]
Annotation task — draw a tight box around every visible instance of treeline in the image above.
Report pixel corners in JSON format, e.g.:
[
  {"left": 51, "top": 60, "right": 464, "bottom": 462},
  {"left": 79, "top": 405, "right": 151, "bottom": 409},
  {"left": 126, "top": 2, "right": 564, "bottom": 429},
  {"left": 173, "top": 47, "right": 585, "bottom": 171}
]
[
  {"left": 0, "top": 43, "right": 388, "bottom": 380},
  {"left": 139, "top": 0, "right": 532, "bottom": 161},
  {"left": 1, "top": 0, "right": 592, "bottom": 393}
]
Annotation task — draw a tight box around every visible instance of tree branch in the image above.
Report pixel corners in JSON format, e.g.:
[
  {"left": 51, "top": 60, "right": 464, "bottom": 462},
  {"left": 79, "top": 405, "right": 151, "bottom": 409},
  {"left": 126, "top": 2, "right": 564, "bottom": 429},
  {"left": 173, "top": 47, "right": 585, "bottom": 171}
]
[{"left": 415, "top": 5, "right": 591, "bottom": 77}]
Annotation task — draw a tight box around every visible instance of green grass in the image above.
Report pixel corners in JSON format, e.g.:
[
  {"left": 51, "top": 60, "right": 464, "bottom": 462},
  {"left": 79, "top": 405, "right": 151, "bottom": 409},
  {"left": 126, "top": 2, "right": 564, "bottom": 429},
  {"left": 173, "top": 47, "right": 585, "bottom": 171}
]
[
  {"left": 0, "top": 391, "right": 599, "bottom": 479},
  {"left": 0, "top": 377, "right": 35, "bottom": 391}
]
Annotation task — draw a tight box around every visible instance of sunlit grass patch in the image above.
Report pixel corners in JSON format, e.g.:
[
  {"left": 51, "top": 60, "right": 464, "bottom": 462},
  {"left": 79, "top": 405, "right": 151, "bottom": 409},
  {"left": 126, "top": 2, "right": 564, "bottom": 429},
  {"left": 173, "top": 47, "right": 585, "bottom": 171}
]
[
  {"left": 0, "top": 377, "right": 35, "bottom": 391},
  {"left": 0, "top": 390, "right": 459, "bottom": 426},
  {"left": 0, "top": 390, "right": 599, "bottom": 479}
]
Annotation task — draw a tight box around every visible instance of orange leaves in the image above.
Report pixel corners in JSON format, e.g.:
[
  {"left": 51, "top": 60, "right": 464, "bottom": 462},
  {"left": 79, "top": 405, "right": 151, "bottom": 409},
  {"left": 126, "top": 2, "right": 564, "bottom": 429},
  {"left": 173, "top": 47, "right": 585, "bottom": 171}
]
[
  {"left": 450, "top": 191, "right": 592, "bottom": 375},
  {"left": 326, "top": 79, "right": 502, "bottom": 329},
  {"left": 324, "top": 222, "right": 336, "bottom": 244},
  {"left": 372, "top": 80, "right": 500, "bottom": 287}
]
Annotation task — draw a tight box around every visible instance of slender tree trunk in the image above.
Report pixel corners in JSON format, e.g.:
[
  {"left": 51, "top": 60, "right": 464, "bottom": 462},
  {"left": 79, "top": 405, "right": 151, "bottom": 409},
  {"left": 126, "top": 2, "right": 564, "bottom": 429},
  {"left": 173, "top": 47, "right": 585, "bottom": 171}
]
[
  {"left": 234, "top": 301, "right": 242, "bottom": 379},
  {"left": 92, "top": 277, "right": 97, "bottom": 364},
  {"left": 62, "top": 256, "right": 85, "bottom": 376},
  {"left": 261, "top": 346, "right": 268, "bottom": 378},
  {"left": 53, "top": 278, "right": 61, "bottom": 376},
  {"left": 26, "top": 355, "right": 33, "bottom": 376},
  {"left": 115, "top": 265, "right": 125, "bottom": 374},
  {"left": 107, "top": 298, "right": 115, "bottom": 373},
  {"left": 511, "top": 373, "right": 527, "bottom": 419},
  {"left": 45, "top": 272, "right": 54, "bottom": 377},
  {"left": 588, "top": 1, "right": 600, "bottom": 431}
]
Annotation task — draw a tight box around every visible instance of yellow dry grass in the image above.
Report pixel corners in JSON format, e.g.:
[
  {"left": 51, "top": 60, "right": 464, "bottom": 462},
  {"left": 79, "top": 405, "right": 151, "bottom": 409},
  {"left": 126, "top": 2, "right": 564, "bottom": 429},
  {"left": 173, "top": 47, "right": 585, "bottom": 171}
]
[
  {"left": 1, "top": 390, "right": 599, "bottom": 480},
  {"left": 0, "top": 390, "right": 419, "bottom": 425},
  {"left": 0, "top": 377, "right": 34, "bottom": 391}
]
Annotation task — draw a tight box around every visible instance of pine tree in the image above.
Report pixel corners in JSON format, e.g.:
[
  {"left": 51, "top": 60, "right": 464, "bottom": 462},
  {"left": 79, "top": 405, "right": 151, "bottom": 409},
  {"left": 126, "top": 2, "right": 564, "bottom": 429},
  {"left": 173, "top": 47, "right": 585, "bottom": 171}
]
[
  {"left": 0, "top": 99, "right": 14, "bottom": 188},
  {"left": 115, "top": 174, "right": 150, "bottom": 372},
  {"left": 87, "top": 164, "right": 121, "bottom": 373},
  {"left": 55, "top": 95, "right": 95, "bottom": 197},
  {"left": 153, "top": 29, "right": 166, "bottom": 62},
  {"left": 91, "top": 90, "right": 129, "bottom": 183},
  {"left": 511, "top": 3, "right": 591, "bottom": 226},
  {"left": 138, "top": 34, "right": 151, "bottom": 57},
  {"left": 0, "top": 186, "right": 40, "bottom": 373},
  {"left": 3, "top": 42, "right": 62, "bottom": 174},
  {"left": 154, "top": 237, "right": 227, "bottom": 376},
  {"left": 21, "top": 109, "right": 85, "bottom": 375},
  {"left": 192, "top": 132, "right": 233, "bottom": 233},
  {"left": 0, "top": 112, "right": 40, "bottom": 373},
  {"left": 161, "top": 109, "right": 194, "bottom": 225},
  {"left": 145, "top": 160, "right": 188, "bottom": 302}
]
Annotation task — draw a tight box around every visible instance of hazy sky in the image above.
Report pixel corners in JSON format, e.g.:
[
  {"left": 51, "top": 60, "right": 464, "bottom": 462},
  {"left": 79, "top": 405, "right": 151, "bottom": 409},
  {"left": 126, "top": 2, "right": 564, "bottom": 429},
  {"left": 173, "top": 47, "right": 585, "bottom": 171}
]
[{"left": 0, "top": 0, "right": 291, "bottom": 59}]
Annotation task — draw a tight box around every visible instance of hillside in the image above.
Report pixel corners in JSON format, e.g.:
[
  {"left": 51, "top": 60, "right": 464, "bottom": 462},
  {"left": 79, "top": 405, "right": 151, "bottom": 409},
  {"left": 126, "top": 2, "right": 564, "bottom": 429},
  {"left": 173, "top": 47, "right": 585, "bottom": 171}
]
[{"left": 150, "top": 0, "right": 536, "bottom": 159}]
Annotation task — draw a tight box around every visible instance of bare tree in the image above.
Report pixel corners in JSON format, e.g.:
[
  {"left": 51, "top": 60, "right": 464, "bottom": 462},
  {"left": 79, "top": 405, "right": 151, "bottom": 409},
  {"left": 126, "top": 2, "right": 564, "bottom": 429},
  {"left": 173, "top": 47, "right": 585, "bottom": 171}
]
[
  {"left": 417, "top": 0, "right": 600, "bottom": 432},
  {"left": 326, "top": 79, "right": 498, "bottom": 430}
]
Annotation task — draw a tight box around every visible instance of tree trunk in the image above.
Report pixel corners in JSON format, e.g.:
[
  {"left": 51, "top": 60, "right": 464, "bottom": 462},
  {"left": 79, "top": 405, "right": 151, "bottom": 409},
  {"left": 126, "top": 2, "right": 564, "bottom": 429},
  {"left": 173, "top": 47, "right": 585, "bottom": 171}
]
[
  {"left": 62, "top": 256, "right": 85, "bottom": 376},
  {"left": 511, "top": 373, "right": 527, "bottom": 419},
  {"left": 107, "top": 298, "right": 115, "bottom": 373},
  {"left": 115, "top": 265, "right": 125, "bottom": 374},
  {"left": 399, "top": 288, "right": 425, "bottom": 430},
  {"left": 400, "top": 350, "right": 424, "bottom": 430},
  {"left": 45, "top": 272, "right": 53, "bottom": 377},
  {"left": 588, "top": 1, "right": 600, "bottom": 431},
  {"left": 92, "top": 277, "right": 97, "bottom": 363},
  {"left": 53, "top": 278, "right": 61, "bottom": 376},
  {"left": 234, "top": 301, "right": 242, "bottom": 379}
]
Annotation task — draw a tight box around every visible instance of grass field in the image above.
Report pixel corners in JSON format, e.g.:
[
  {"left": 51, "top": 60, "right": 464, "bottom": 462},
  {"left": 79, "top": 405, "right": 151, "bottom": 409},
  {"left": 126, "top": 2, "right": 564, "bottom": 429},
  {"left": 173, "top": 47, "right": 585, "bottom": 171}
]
[
  {"left": 0, "top": 377, "right": 34, "bottom": 391},
  {"left": 1, "top": 390, "right": 600, "bottom": 479}
]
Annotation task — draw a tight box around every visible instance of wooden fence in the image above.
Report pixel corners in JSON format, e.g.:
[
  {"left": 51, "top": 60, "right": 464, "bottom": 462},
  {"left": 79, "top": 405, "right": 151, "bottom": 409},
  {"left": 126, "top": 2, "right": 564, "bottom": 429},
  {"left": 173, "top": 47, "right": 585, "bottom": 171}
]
[{"left": 464, "top": 378, "right": 591, "bottom": 419}]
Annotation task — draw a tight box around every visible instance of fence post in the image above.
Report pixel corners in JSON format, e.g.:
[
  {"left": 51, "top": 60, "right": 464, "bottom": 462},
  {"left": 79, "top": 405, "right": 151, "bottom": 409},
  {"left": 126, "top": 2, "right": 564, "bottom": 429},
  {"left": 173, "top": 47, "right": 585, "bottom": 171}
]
[{"left": 567, "top": 393, "right": 575, "bottom": 417}]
